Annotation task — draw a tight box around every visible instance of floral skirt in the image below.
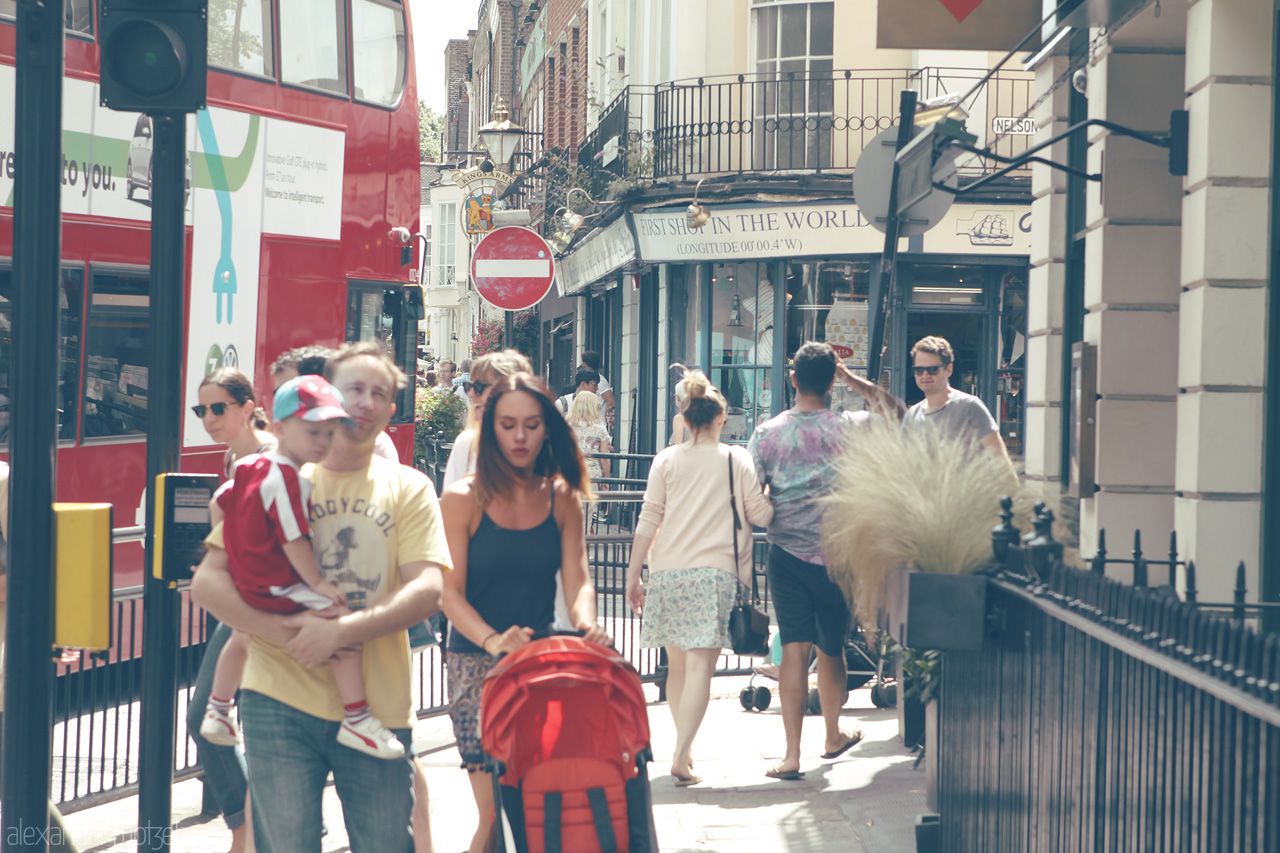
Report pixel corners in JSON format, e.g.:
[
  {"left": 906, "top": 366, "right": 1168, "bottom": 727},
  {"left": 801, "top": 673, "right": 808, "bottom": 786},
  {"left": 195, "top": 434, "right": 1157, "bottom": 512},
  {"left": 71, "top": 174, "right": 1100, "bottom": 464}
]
[
  {"left": 445, "top": 649, "right": 498, "bottom": 766},
  {"left": 639, "top": 566, "right": 743, "bottom": 651}
]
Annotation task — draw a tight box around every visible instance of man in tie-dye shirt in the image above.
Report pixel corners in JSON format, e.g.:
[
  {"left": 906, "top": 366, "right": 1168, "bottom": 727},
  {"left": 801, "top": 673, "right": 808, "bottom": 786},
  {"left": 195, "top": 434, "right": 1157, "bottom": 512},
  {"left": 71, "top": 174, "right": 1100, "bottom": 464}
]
[{"left": 748, "top": 341, "right": 893, "bottom": 780}]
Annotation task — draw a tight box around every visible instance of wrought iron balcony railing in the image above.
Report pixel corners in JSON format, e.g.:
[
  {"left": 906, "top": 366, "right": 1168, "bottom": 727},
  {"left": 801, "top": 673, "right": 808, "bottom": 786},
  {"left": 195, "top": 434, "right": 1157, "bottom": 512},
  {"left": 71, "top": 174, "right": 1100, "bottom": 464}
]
[
  {"left": 549, "top": 69, "right": 1035, "bottom": 202},
  {"left": 651, "top": 67, "right": 1034, "bottom": 181}
]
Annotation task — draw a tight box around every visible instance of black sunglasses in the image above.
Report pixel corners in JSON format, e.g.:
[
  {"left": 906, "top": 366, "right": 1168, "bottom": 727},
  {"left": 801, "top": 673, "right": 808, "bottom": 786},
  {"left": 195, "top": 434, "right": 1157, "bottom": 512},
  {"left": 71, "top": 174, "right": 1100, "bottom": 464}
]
[
  {"left": 463, "top": 380, "right": 490, "bottom": 396},
  {"left": 912, "top": 365, "right": 943, "bottom": 376},
  {"left": 191, "top": 402, "right": 230, "bottom": 418}
]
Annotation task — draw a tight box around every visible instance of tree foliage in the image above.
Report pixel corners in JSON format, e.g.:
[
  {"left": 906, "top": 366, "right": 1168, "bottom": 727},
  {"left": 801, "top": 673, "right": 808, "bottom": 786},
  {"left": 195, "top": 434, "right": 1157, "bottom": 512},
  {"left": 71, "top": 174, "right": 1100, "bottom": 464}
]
[
  {"left": 470, "top": 310, "right": 539, "bottom": 362},
  {"left": 207, "top": 0, "right": 266, "bottom": 71},
  {"left": 419, "top": 101, "right": 444, "bottom": 163}
]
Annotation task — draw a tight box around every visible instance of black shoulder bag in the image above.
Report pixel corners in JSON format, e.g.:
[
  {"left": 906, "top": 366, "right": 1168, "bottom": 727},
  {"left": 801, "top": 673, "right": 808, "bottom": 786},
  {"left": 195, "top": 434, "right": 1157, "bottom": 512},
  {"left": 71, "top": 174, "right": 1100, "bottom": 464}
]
[{"left": 727, "top": 453, "right": 770, "bottom": 657}]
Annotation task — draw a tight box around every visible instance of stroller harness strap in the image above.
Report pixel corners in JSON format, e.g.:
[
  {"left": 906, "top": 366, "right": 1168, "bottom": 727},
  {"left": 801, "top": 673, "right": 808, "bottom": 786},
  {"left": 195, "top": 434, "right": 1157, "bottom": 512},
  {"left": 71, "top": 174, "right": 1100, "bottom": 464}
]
[
  {"left": 587, "top": 788, "right": 618, "bottom": 853},
  {"left": 544, "top": 792, "right": 562, "bottom": 853},
  {"left": 540, "top": 788, "right": 618, "bottom": 853}
]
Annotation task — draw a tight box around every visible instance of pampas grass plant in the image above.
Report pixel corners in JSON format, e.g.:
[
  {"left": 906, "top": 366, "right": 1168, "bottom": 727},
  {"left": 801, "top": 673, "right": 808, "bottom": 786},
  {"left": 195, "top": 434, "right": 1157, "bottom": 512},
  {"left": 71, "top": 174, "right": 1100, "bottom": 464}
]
[{"left": 821, "top": 419, "right": 1026, "bottom": 629}]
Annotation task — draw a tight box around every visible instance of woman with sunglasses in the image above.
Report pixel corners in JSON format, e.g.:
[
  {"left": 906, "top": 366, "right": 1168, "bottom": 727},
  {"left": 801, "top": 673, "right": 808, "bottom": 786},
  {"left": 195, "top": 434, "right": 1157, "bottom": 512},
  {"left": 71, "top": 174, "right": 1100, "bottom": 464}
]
[
  {"left": 440, "top": 372, "right": 610, "bottom": 853},
  {"left": 187, "top": 367, "right": 275, "bottom": 853},
  {"left": 442, "top": 350, "right": 532, "bottom": 489},
  {"left": 194, "top": 368, "right": 277, "bottom": 478}
]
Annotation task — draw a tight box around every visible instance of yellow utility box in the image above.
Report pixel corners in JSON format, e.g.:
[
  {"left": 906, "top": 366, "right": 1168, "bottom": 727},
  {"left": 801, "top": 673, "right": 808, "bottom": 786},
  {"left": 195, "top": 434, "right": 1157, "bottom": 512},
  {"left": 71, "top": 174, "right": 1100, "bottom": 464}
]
[{"left": 54, "top": 502, "right": 113, "bottom": 651}]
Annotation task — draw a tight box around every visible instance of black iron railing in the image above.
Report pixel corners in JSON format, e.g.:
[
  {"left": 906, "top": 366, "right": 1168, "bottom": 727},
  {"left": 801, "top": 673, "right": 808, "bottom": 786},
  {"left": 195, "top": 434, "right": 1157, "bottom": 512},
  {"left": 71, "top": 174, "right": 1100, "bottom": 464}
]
[
  {"left": 56, "top": 465, "right": 776, "bottom": 812},
  {"left": 936, "top": 503, "right": 1280, "bottom": 851},
  {"left": 54, "top": 585, "right": 209, "bottom": 813},
  {"left": 651, "top": 67, "right": 1035, "bottom": 181}
]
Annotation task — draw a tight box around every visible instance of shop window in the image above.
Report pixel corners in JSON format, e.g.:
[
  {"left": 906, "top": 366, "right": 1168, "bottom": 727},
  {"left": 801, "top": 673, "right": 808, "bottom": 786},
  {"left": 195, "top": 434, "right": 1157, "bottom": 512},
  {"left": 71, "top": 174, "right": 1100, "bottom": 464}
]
[
  {"left": 667, "top": 264, "right": 702, "bottom": 370},
  {"left": 784, "top": 260, "right": 870, "bottom": 362},
  {"left": 83, "top": 270, "right": 149, "bottom": 440},
  {"left": 352, "top": 0, "right": 406, "bottom": 106},
  {"left": 0, "top": 266, "right": 84, "bottom": 445},
  {"left": 711, "top": 261, "right": 776, "bottom": 368},
  {"left": 345, "top": 281, "right": 414, "bottom": 424},
  {"left": 998, "top": 270, "right": 1027, "bottom": 456},
  {"left": 279, "top": 0, "right": 348, "bottom": 96},
  {"left": 710, "top": 262, "right": 779, "bottom": 441},
  {"left": 208, "top": 0, "right": 274, "bottom": 78},
  {"left": 911, "top": 265, "right": 986, "bottom": 306}
]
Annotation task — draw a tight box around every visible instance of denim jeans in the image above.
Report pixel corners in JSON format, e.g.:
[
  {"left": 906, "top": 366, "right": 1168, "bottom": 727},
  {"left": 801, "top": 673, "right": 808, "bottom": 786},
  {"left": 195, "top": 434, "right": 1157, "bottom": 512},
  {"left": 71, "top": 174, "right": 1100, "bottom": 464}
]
[
  {"left": 185, "top": 621, "right": 248, "bottom": 829},
  {"left": 240, "top": 690, "right": 415, "bottom": 853}
]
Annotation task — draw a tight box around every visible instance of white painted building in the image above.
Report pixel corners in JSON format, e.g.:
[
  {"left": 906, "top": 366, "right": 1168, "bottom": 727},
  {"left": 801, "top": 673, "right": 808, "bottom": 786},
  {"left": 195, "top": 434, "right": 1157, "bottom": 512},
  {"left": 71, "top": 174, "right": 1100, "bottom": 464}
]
[
  {"left": 420, "top": 166, "right": 476, "bottom": 367},
  {"left": 547, "top": 0, "right": 1040, "bottom": 459},
  {"left": 1021, "top": 0, "right": 1274, "bottom": 602}
]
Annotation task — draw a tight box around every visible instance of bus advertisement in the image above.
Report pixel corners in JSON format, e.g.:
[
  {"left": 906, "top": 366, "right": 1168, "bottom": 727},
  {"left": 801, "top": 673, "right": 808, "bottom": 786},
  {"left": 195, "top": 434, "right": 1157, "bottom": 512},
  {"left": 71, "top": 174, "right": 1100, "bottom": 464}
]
[{"left": 0, "top": 0, "right": 422, "bottom": 589}]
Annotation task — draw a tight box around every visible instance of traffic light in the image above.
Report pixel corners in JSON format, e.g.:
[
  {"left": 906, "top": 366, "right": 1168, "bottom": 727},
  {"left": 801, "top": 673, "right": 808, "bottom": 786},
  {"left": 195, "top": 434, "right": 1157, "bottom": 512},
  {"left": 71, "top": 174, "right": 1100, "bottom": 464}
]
[{"left": 99, "top": 0, "right": 208, "bottom": 113}]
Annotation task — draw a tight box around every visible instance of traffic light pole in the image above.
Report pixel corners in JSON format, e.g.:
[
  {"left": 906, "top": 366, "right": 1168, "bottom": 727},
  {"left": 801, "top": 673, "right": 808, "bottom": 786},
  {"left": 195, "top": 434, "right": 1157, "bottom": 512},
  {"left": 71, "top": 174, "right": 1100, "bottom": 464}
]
[
  {"left": 137, "top": 113, "right": 188, "bottom": 852},
  {"left": 865, "top": 90, "right": 917, "bottom": 385},
  {"left": 4, "top": 1, "right": 64, "bottom": 849}
]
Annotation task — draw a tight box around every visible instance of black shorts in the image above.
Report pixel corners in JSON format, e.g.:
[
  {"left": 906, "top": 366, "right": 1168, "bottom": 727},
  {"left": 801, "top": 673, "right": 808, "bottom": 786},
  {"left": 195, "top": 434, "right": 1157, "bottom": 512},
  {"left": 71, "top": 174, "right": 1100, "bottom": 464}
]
[{"left": 766, "top": 544, "right": 851, "bottom": 658}]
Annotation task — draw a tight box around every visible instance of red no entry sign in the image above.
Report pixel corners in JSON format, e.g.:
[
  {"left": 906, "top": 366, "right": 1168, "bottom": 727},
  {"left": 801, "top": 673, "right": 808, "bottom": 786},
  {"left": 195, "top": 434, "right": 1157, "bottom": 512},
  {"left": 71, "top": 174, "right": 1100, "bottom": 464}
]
[{"left": 470, "top": 226, "right": 556, "bottom": 311}]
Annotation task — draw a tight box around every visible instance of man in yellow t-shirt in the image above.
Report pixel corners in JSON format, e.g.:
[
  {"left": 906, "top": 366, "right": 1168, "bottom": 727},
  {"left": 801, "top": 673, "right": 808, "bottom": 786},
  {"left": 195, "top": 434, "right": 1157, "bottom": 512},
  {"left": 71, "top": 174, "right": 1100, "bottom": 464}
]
[{"left": 193, "top": 343, "right": 451, "bottom": 853}]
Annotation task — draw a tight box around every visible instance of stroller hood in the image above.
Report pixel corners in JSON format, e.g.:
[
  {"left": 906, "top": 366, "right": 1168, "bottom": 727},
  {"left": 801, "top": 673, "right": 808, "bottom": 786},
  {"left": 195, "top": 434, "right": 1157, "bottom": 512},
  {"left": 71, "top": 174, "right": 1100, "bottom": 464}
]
[{"left": 481, "top": 636, "right": 651, "bottom": 783}]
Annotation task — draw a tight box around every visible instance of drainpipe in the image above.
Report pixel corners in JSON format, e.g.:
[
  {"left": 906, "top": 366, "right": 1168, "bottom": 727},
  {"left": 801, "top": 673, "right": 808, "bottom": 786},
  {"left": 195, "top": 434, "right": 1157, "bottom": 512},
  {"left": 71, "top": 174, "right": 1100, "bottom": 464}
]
[{"left": 1260, "top": 0, "right": 1280, "bottom": 632}]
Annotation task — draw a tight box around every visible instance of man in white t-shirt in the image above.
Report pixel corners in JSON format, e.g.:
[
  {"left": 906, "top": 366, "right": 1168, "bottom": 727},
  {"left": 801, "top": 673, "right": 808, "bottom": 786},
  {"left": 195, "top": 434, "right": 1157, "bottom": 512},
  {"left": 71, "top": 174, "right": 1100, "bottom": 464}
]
[
  {"left": 580, "top": 350, "right": 614, "bottom": 420},
  {"left": 556, "top": 367, "right": 600, "bottom": 414}
]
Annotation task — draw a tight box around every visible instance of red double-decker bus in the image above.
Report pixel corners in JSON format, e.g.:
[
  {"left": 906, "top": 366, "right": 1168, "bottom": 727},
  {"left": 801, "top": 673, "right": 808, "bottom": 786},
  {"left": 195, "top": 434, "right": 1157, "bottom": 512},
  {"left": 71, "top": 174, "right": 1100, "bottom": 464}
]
[{"left": 0, "top": 0, "right": 422, "bottom": 589}]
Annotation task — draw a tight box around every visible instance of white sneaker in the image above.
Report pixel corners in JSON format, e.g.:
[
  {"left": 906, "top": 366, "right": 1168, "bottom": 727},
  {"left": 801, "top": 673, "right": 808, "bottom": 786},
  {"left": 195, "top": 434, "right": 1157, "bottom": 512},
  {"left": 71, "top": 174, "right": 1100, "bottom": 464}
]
[
  {"left": 337, "top": 716, "right": 405, "bottom": 760},
  {"left": 199, "top": 707, "right": 241, "bottom": 747}
]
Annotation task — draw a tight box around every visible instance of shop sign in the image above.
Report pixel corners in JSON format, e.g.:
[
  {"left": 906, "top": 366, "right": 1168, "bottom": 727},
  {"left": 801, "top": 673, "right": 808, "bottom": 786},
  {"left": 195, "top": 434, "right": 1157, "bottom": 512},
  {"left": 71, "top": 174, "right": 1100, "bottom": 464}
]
[
  {"left": 633, "top": 201, "right": 1031, "bottom": 262},
  {"left": 922, "top": 205, "right": 1032, "bottom": 255},
  {"left": 555, "top": 216, "right": 637, "bottom": 296},
  {"left": 634, "top": 203, "right": 896, "bottom": 262},
  {"left": 454, "top": 166, "right": 515, "bottom": 246}
]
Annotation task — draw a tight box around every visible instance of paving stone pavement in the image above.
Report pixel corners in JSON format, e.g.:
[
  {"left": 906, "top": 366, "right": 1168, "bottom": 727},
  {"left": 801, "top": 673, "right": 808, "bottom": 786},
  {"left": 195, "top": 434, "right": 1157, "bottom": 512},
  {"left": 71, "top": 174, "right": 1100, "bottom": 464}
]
[{"left": 59, "top": 677, "right": 926, "bottom": 852}]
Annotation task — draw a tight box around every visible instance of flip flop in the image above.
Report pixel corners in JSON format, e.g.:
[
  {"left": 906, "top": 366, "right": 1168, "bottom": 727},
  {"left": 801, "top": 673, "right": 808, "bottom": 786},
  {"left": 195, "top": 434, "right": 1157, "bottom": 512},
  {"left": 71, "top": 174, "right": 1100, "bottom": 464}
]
[
  {"left": 673, "top": 772, "right": 702, "bottom": 787},
  {"left": 765, "top": 768, "right": 805, "bottom": 781},
  {"left": 820, "top": 730, "right": 865, "bottom": 760}
]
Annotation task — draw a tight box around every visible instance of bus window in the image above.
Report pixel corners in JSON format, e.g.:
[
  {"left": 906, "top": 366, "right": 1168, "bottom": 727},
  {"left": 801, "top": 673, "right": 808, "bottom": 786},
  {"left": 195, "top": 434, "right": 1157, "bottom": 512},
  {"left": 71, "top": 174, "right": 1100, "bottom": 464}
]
[
  {"left": 345, "top": 281, "right": 414, "bottom": 425},
  {"left": 279, "top": 0, "right": 349, "bottom": 97},
  {"left": 0, "top": 0, "right": 93, "bottom": 35},
  {"left": 82, "top": 270, "right": 149, "bottom": 440},
  {"left": 208, "top": 0, "right": 274, "bottom": 78},
  {"left": 0, "top": 266, "right": 85, "bottom": 445},
  {"left": 352, "top": 0, "right": 405, "bottom": 107}
]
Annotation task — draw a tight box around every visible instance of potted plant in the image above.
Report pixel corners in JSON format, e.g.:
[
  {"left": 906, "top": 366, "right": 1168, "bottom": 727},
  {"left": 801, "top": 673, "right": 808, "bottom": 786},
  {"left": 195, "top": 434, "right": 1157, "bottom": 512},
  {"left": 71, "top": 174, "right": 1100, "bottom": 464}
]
[{"left": 821, "top": 419, "right": 1019, "bottom": 653}]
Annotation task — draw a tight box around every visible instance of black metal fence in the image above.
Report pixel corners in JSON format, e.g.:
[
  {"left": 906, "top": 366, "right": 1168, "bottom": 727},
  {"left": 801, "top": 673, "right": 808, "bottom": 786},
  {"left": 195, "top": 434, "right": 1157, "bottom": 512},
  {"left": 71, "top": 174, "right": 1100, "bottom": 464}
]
[
  {"left": 650, "top": 67, "right": 1035, "bottom": 181},
  {"left": 53, "top": 586, "right": 209, "bottom": 812},
  {"left": 937, "top": 505, "right": 1280, "bottom": 851},
  {"left": 55, "top": 462, "right": 773, "bottom": 812}
]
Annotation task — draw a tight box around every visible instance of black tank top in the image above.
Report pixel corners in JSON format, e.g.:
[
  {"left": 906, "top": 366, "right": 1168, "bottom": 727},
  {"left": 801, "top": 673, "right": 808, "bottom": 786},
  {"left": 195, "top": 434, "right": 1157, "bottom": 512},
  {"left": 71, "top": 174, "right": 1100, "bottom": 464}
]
[{"left": 448, "top": 485, "right": 561, "bottom": 653}]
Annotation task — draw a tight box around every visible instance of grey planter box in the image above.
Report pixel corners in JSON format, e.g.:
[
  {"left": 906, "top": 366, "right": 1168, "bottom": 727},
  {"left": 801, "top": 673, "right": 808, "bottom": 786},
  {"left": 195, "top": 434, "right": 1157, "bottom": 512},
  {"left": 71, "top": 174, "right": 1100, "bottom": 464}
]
[{"left": 885, "top": 567, "right": 988, "bottom": 652}]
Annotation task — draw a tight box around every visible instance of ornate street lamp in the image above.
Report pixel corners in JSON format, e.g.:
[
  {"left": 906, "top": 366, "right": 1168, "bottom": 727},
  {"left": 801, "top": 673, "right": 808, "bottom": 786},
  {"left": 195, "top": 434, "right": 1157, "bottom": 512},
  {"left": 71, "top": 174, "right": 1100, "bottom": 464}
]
[{"left": 477, "top": 96, "right": 525, "bottom": 172}]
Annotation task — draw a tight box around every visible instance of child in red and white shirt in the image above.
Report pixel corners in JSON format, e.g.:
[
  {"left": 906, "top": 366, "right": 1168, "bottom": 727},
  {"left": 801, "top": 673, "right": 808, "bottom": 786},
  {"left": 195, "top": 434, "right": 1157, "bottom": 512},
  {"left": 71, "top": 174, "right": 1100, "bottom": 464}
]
[{"left": 199, "top": 375, "right": 403, "bottom": 759}]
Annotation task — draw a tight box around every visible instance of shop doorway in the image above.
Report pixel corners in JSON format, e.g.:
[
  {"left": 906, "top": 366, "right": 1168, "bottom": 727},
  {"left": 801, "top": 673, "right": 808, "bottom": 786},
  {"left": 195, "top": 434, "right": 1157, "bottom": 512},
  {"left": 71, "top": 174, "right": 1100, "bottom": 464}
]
[{"left": 903, "top": 312, "right": 987, "bottom": 408}]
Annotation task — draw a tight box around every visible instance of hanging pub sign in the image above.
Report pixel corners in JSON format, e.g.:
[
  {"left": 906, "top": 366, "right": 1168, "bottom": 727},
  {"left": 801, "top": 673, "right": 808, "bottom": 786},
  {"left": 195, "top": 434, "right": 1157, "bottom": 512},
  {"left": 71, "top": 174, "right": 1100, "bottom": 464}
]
[
  {"left": 877, "top": 0, "right": 1041, "bottom": 51},
  {"left": 454, "top": 166, "right": 516, "bottom": 245}
]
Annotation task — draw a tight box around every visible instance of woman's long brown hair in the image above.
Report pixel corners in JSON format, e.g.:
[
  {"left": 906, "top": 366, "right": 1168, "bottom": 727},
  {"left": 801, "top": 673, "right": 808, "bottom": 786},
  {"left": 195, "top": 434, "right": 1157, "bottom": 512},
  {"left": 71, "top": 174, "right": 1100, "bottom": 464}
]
[{"left": 474, "top": 373, "right": 593, "bottom": 506}]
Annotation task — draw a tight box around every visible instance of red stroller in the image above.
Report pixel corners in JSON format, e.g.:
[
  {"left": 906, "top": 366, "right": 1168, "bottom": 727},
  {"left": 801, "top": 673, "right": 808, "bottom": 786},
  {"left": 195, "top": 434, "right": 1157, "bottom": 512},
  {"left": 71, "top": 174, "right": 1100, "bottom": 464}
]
[{"left": 481, "top": 635, "right": 660, "bottom": 853}]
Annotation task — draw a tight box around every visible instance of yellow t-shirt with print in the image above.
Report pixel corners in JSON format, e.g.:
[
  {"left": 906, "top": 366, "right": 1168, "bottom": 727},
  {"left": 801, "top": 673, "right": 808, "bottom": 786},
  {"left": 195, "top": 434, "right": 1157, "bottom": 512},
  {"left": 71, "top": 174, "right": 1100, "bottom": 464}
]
[{"left": 231, "top": 456, "right": 452, "bottom": 730}]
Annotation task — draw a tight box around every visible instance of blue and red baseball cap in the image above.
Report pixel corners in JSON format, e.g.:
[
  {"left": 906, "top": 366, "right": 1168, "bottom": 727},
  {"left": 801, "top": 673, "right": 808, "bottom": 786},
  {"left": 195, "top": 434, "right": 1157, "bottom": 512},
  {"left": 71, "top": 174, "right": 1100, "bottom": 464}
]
[{"left": 273, "top": 376, "right": 352, "bottom": 423}]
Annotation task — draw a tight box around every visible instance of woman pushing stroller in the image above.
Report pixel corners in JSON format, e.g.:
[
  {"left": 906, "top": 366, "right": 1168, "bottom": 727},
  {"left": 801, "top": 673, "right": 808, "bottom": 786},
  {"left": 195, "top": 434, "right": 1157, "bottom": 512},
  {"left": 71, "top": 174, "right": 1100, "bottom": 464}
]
[
  {"left": 625, "top": 368, "right": 774, "bottom": 786},
  {"left": 440, "top": 370, "right": 612, "bottom": 853}
]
